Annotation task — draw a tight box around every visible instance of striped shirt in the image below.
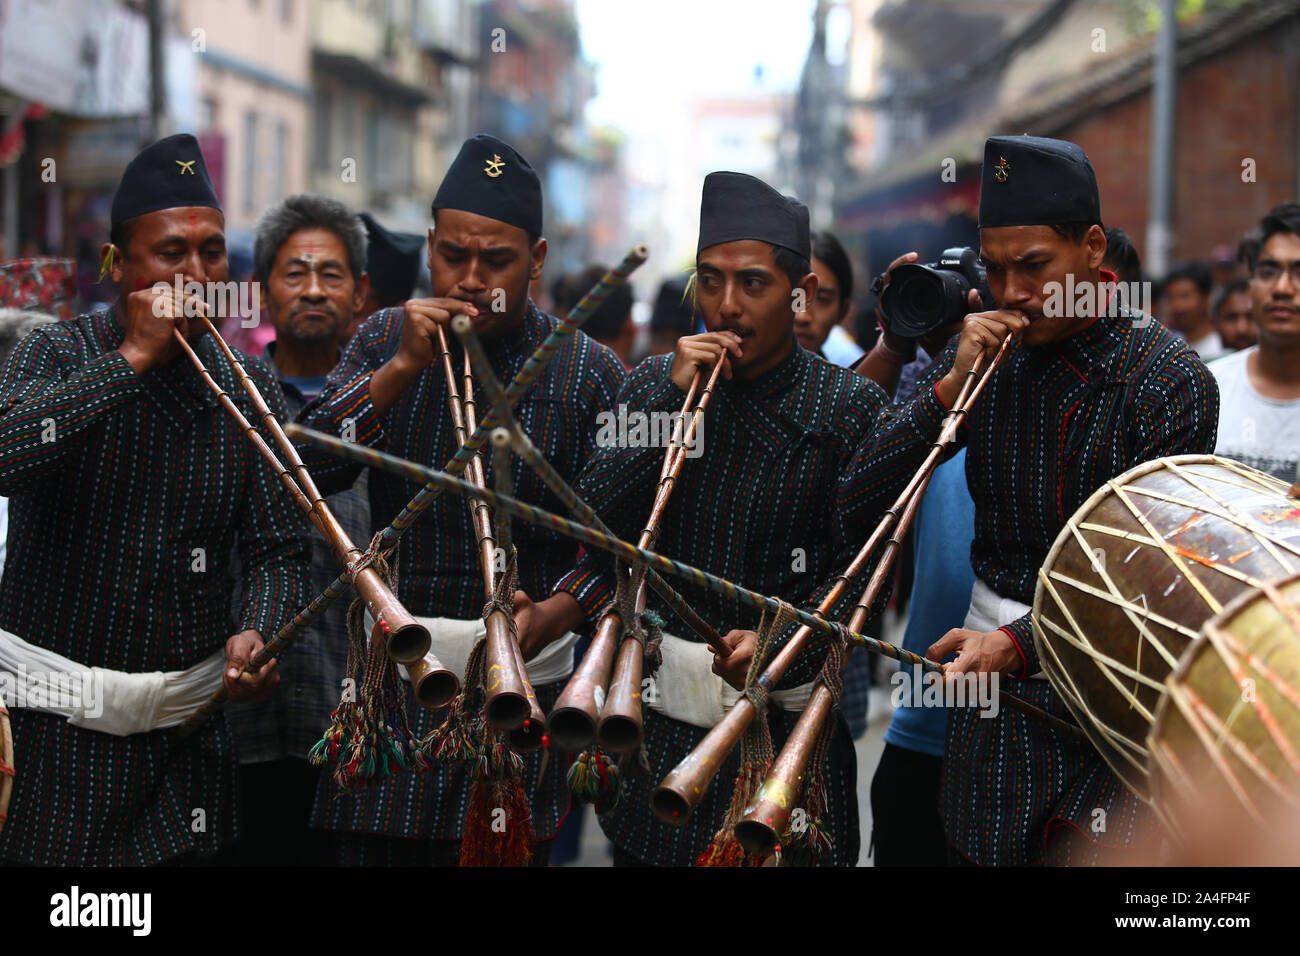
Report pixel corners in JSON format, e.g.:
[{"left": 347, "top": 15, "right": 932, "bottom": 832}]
[
  {"left": 840, "top": 306, "right": 1220, "bottom": 678},
  {"left": 555, "top": 343, "right": 889, "bottom": 866},
  {"left": 296, "top": 301, "right": 625, "bottom": 840},
  {"left": 0, "top": 306, "right": 312, "bottom": 866}
]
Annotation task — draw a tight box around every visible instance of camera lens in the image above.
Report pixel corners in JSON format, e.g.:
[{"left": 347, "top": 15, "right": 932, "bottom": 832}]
[
  {"left": 903, "top": 277, "right": 941, "bottom": 316},
  {"left": 882, "top": 264, "right": 971, "bottom": 338}
]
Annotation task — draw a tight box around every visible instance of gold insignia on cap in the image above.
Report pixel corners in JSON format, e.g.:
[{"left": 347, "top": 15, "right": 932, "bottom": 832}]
[
  {"left": 176, "top": 159, "right": 196, "bottom": 175},
  {"left": 993, "top": 156, "right": 1010, "bottom": 183},
  {"left": 484, "top": 153, "right": 505, "bottom": 178}
]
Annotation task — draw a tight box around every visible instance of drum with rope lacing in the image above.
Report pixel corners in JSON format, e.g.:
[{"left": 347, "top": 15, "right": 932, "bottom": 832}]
[{"left": 1032, "top": 454, "right": 1300, "bottom": 798}]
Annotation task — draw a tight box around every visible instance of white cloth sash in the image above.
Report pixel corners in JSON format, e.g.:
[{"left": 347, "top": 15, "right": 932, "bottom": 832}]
[
  {"left": 646, "top": 632, "right": 818, "bottom": 730},
  {"left": 396, "top": 616, "right": 578, "bottom": 687},
  {"left": 0, "top": 628, "right": 226, "bottom": 735},
  {"left": 963, "top": 578, "right": 1045, "bottom": 678}
]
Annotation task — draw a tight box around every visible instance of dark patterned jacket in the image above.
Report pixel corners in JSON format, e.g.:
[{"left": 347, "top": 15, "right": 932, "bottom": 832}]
[
  {"left": 0, "top": 307, "right": 312, "bottom": 866},
  {"left": 839, "top": 302, "right": 1220, "bottom": 865},
  {"left": 554, "top": 343, "right": 889, "bottom": 866},
  {"left": 296, "top": 301, "right": 625, "bottom": 841}
]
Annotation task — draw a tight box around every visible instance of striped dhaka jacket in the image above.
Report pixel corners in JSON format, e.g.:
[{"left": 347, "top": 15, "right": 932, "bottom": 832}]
[
  {"left": 0, "top": 306, "right": 312, "bottom": 866},
  {"left": 839, "top": 303, "right": 1220, "bottom": 865},
  {"left": 554, "top": 343, "right": 890, "bottom": 866},
  {"left": 296, "top": 301, "right": 625, "bottom": 842}
]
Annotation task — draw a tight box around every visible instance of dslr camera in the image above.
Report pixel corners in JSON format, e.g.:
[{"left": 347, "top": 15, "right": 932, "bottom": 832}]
[{"left": 877, "top": 247, "right": 992, "bottom": 339}]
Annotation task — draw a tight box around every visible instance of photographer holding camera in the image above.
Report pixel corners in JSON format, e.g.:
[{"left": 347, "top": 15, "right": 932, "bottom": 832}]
[
  {"left": 853, "top": 248, "right": 980, "bottom": 866},
  {"left": 840, "top": 135, "right": 1220, "bottom": 867},
  {"left": 855, "top": 247, "right": 990, "bottom": 402}
]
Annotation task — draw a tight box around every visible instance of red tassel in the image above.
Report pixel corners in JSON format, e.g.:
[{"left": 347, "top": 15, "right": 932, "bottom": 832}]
[
  {"left": 695, "top": 833, "right": 747, "bottom": 867},
  {"left": 459, "top": 777, "right": 534, "bottom": 867}
]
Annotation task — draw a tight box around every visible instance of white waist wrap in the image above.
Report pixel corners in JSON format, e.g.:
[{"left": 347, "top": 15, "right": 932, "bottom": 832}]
[
  {"left": 963, "top": 578, "right": 1044, "bottom": 679},
  {"left": 0, "top": 628, "right": 226, "bottom": 735},
  {"left": 397, "top": 616, "right": 578, "bottom": 687},
  {"left": 646, "top": 632, "right": 818, "bottom": 729}
]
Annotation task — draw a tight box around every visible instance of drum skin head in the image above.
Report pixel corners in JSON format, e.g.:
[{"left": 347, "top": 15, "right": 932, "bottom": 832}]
[{"left": 1147, "top": 573, "right": 1300, "bottom": 846}]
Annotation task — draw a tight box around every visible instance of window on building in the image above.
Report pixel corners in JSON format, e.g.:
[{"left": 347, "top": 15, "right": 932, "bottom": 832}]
[
  {"left": 243, "top": 111, "right": 258, "bottom": 214},
  {"left": 272, "top": 120, "right": 288, "bottom": 202},
  {"left": 199, "top": 97, "right": 218, "bottom": 132},
  {"left": 313, "top": 88, "right": 332, "bottom": 173},
  {"left": 344, "top": 96, "right": 359, "bottom": 160},
  {"left": 366, "top": 109, "right": 380, "bottom": 187}
]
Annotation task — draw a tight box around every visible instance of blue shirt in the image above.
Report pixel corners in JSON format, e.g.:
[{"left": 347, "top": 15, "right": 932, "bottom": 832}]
[
  {"left": 883, "top": 448, "right": 975, "bottom": 758},
  {"left": 282, "top": 374, "right": 329, "bottom": 402}
]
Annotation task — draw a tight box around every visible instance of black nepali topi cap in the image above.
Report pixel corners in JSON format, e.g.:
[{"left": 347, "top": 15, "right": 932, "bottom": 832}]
[
  {"left": 697, "top": 171, "right": 810, "bottom": 261},
  {"left": 431, "top": 134, "right": 543, "bottom": 238},
  {"left": 360, "top": 213, "right": 423, "bottom": 304},
  {"left": 649, "top": 277, "right": 695, "bottom": 334},
  {"left": 110, "top": 133, "right": 221, "bottom": 228},
  {"left": 978, "top": 135, "right": 1101, "bottom": 229}
]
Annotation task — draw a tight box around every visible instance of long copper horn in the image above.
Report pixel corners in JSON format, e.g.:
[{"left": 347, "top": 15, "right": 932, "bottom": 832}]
[
  {"left": 547, "top": 612, "right": 622, "bottom": 750},
  {"left": 430, "top": 326, "right": 532, "bottom": 730},
  {"left": 173, "top": 314, "right": 443, "bottom": 678},
  {"left": 734, "top": 386, "right": 959, "bottom": 851},
  {"left": 445, "top": 314, "right": 724, "bottom": 749},
  {"left": 733, "top": 593, "right": 872, "bottom": 852},
  {"left": 596, "top": 356, "right": 727, "bottom": 753},
  {"left": 651, "top": 337, "right": 1013, "bottom": 824},
  {"left": 737, "top": 339, "right": 1027, "bottom": 850},
  {"left": 597, "top": 631, "right": 646, "bottom": 753},
  {"left": 505, "top": 631, "right": 548, "bottom": 752},
  {"left": 488, "top": 425, "right": 547, "bottom": 752},
  {"left": 548, "top": 362, "right": 711, "bottom": 750},
  {"left": 183, "top": 253, "right": 654, "bottom": 733},
  {"left": 408, "top": 651, "right": 461, "bottom": 710}
]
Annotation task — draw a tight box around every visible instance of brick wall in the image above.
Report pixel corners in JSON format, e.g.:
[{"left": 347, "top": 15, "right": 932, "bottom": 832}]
[{"left": 1062, "top": 23, "right": 1299, "bottom": 264}]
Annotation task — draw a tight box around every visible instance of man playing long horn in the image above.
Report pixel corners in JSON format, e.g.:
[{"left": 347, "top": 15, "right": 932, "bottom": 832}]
[
  {"left": 296, "top": 134, "right": 625, "bottom": 865},
  {"left": 0, "top": 134, "right": 312, "bottom": 866},
  {"left": 518, "top": 171, "right": 890, "bottom": 866},
  {"left": 841, "top": 135, "right": 1220, "bottom": 865}
]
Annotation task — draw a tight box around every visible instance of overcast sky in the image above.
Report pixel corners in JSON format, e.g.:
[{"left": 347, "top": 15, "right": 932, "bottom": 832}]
[{"left": 575, "top": 0, "right": 818, "bottom": 132}]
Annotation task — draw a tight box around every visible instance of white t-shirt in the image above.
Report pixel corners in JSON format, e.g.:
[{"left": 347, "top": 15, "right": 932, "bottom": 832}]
[
  {"left": 822, "top": 324, "right": 866, "bottom": 366},
  {"left": 1210, "top": 347, "right": 1300, "bottom": 483},
  {"left": 1187, "top": 329, "right": 1229, "bottom": 363}
]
